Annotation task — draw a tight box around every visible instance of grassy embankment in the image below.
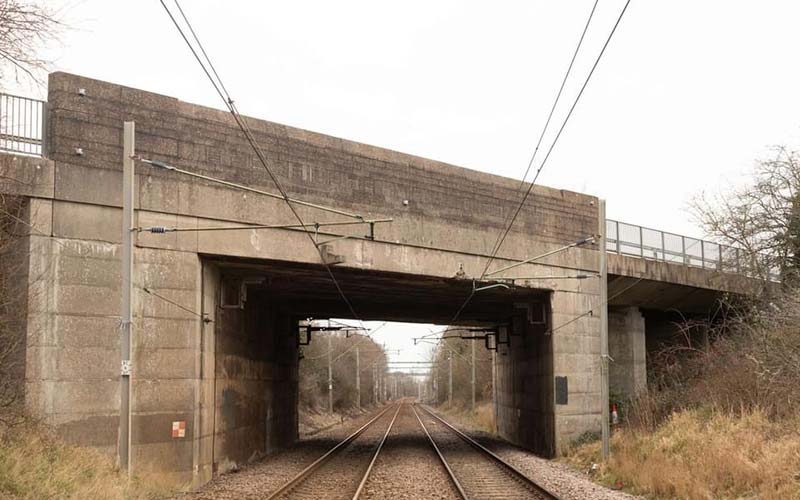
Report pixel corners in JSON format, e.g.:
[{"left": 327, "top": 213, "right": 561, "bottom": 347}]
[
  {"left": 562, "top": 408, "right": 800, "bottom": 499},
  {"left": 562, "top": 291, "right": 800, "bottom": 499},
  {"left": 0, "top": 423, "right": 176, "bottom": 500}
]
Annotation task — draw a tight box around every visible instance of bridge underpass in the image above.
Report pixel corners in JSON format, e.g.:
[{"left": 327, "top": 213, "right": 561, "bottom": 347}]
[
  {"left": 0, "top": 72, "right": 758, "bottom": 487},
  {"left": 205, "top": 257, "right": 554, "bottom": 471}
]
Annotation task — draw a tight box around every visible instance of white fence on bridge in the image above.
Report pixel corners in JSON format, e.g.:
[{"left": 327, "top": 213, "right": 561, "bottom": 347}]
[
  {"left": 0, "top": 92, "right": 47, "bottom": 157},
  {"left": 606, "top": 219, "right": 742, "bottom": 273}
]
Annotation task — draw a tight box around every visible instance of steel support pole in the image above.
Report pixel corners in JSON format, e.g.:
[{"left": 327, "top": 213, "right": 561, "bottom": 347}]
[
  {"left": 471, "top": 340, "right": 476, "bottom": 411},
  {"left": 448, "top": 353, "right": 453, "bottom": 406},
  {"left": 599, "top": 199, "right": 610, "bottom": 461},
  {"left": 327, "top": 335, "right": 333, "bottom": 414},
  {"left": 119, "top": 121, "right": 135, "bottom": 472},
  {"left": 492, "top": 349, "right": 497, "bottom": 432},
  {"left": 355, "top": 346, "right": 361, "bottom": 410},
  {"left": 433, "top": 365, "right": 438, "bottom": 404}
]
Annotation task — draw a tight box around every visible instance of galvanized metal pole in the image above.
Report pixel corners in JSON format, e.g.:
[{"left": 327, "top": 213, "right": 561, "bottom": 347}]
[
  {"left": 491, "top": 349, "right": 497, "bottom": 431},
  {"left": 327, "top": 334, "right": 333, "bottom": 414},
  {"left": 376, "top": 367, "right": 381, "bottom": 403},
  {"left": 373, "top": 365, "right": 377, "bottom": 403},
  {"left": 599, "top": 199, "right": 610, "bottom": 461},
  {"left": 471, "top": 340, "right": 476, "bottom": 411},
  {"left": 355, "top": 346, "right": 361, "bottom": 410},
  {"left": 433, "top": 365, "right": 438, "bottom": 404},
  {"left": 448, "top": 353, "right": 453, "bottom": 406},
  {"left": 119, "top": 121, "right": 135, "bottom": 472}
]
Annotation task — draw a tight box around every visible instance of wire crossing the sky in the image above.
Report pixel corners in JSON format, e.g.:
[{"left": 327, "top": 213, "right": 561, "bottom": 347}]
[
  {"left": 159, "top": 0, "right": 372, "bottom": 332},
  {"left": 449, "top": 0, "right": 633, "bottom": 328},
  {"left": 481, "top": 0, "right": 632, "bottom": 280},
  {"left": 483, "top": 0, "right": 600, "bottom": 278}
]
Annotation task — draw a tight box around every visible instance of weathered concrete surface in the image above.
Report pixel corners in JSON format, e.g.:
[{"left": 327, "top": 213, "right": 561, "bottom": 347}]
[
  {"left": 608, "top": 253, "right": 756, "bottom": 298},
  {"left": 212, "top": 289, "right": 298, "bottom": 474},
  {"left": 0, "top": 154, "right": 54, "bottom": 198},
  {"left": 608, "top": 307, "right": 646, "bottom": 401},
  {"left": 0, "top": 71, "right": 751, "bottom": 488}
]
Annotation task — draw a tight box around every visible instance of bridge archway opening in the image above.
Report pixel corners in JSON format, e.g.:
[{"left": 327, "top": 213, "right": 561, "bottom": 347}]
[{"left": 201, "top": 256, "right": 555, "bottom": 473}]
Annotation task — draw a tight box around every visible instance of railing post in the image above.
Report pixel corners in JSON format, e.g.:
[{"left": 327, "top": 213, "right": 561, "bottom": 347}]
[
  {"left": 736, "top": 248, "right": 741, "bottom": 274},
  {"left": 615, "top": 221, "right": 621, "bottom": 254},
  {"left": 701, "top": 240, "right": 706, "bottom": 269},
  {"left": 41, "top": 101, "right": 49, "bottom": 158},
  {"left": 639, "top": 225, "right": 644, "bottom": 257},
  {"left": 661, "top": 231, "right": 666, "bottom": 262},
  {"left": 682, "top": 236, "right": 687, "bottom": 265},
  {"left": 0, "top": 92, "right": 47, "bottom": 156}
]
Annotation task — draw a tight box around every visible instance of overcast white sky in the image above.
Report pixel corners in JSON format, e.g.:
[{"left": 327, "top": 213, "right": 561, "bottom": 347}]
[{"left": 13, "top": 1, "right": 800, "bottom": 359}]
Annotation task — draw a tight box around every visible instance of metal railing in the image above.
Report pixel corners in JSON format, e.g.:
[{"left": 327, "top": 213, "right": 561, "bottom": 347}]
[
  {"left": 606, "top": 219, "right": 743, "bottom": 274},
  {"left": 0, "top": 92, "right": 47, "bottom": 156}
]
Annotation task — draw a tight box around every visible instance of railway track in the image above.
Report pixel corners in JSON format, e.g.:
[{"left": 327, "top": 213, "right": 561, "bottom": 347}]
[
  {"left": 413, "top": 404, "right": 560, "bottom": 500},
  {"left": 265, "top": 403, "right": 402, "bottom": 500},
  {"left": 264, "top": 400, "right": 560, "bottom": 500}
]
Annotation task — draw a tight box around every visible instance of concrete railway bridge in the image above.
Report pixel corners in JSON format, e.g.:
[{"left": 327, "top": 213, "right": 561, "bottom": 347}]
[{"left": 0, "top": 73, "right": 753, "bottom": 487}]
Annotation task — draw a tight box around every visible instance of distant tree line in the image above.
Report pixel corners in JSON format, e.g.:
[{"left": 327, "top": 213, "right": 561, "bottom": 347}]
[
  {"left": 429, "top": 334, "right": 494, "bottom": 408},
  {"left": 298, "top": 325, "right": 390, "bottom": 412}
]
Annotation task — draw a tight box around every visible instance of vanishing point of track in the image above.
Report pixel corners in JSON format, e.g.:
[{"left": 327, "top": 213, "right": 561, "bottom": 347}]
[{"left": 265, "top": 400, "right": 560, "bottom": 500}]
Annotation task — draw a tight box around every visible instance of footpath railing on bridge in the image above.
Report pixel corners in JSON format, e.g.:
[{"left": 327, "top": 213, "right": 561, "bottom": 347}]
[
  {"left": 606, "top": 219, "right": 743, "bottom": 274},
  {"left": 0, "top": 92, "right": 47, "bottom": 157}
]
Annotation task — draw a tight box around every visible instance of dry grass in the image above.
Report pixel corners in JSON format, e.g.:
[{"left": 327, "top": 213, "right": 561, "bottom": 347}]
[
  {"left": 562, "top": 408, "right": 800, "bottom": 500},
  {"left": 437, "top": 401, "right": 496, "bottom": 434},
  {"left": 0, "top": 423, "right": 176, "bottom": 500}
]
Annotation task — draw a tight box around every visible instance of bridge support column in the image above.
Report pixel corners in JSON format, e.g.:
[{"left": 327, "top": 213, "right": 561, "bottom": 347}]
[{"left": 608, "top": 306, "right": 647, "bottom": 401}]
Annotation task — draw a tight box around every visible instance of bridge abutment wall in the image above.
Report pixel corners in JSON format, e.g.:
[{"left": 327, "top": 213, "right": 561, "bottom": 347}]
[{"left": 211, "top": 286, "right": 298, "bottom": 474}]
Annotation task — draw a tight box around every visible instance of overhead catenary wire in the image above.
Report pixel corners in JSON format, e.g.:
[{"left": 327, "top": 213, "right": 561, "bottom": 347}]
[
  {"left": 138, "top": 157, "right": 365, "bottom": 221},
  {"left": 158, "top": 0, "right": 372, "bottom": 340},
  {"left": 301, "top": 322, "right": 389, "bottom": 362},
  {"left": 0, "top": 204, "right": 209, "bottom": 321},
  {"left": 480, "top": 0, "right": 632, "bottom": 280},
  {"left": 550, "top": 275, "right": 645, "bottom": 334},
  {"left": 448, "top": 0, "right": 633, "bottom": 328},
  {"left": 136, "top": 218, "right": 392, "bottom": 234},
  {"left": 142, "top": 287, "right": 210, "bottom": 323},
  {"left": 484, "top": 0, "right": 601, "bottom": 273},
  {"left": 484, "top": 236, "right": 596, "bottom": 277}
]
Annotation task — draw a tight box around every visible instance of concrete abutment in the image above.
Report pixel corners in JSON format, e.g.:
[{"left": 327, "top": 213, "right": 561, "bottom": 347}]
[{"left": 608, "top": 306, "right": 646, "bottom": 401}]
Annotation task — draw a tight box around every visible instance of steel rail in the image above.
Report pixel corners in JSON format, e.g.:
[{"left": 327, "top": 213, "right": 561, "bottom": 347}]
[
  {"left": 351, "top": 403, "right": 403, "bottom": 499},
  {"left": 264, "top": 404, "right": 398, "bottom": 500},
  {"left": 416, "top": 404, "right": 562, "bottom": 500},
  {"left": 410, "top": 403, "right": 469, "bottom": 499}
]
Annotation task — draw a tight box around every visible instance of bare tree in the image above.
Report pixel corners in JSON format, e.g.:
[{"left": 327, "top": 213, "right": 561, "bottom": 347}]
[
  {"left": 690, "top": 146, "right": 800, "bottom": 285},
  {"left": 0, "top": 0, "right": 62, "bottom": 86},
  {"left": 0, "top": 194, "right": 28, "bottom": 425}
]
